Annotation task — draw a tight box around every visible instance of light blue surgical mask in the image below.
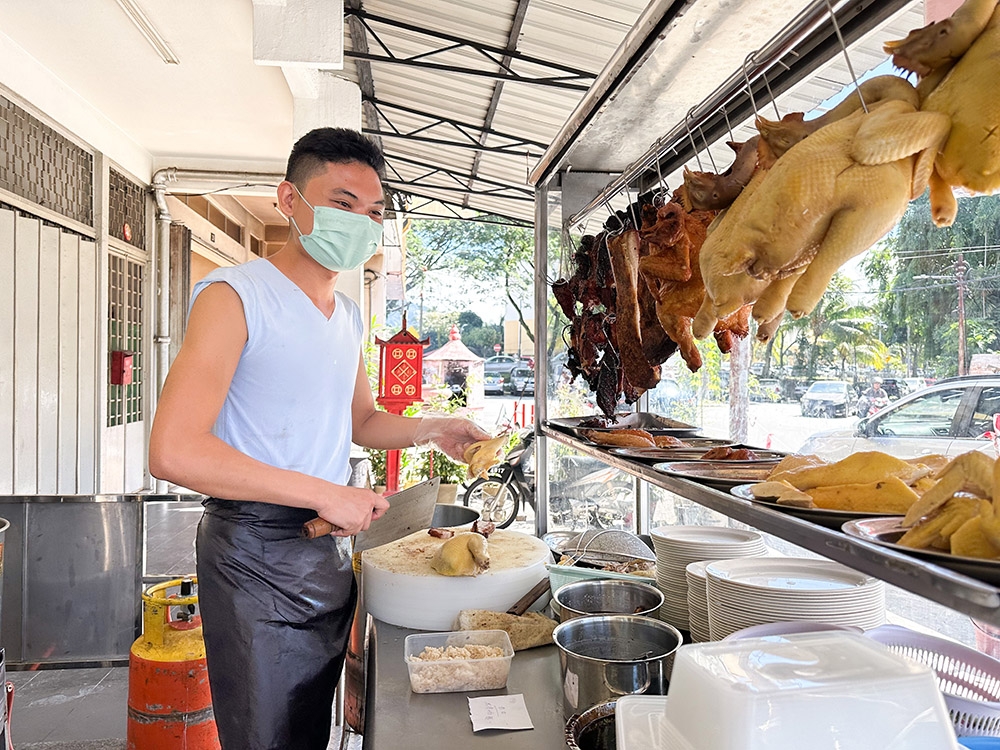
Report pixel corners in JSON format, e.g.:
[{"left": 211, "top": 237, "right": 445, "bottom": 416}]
[{"left": 289, "top": 185, "right": 383, "bottom": 271}]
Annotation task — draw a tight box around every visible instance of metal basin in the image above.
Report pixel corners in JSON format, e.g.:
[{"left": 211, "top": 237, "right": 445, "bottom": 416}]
[
  {"left": 430, "top": 503, "right": 480, "bottom": 527},
  {"left": 566, "top": 700, "right": 617, "bottom": 750},
  {"left": 553, "top": 579, "right": 663, "bottom": 622},
  {"left": 553, "top": 615, "right": 682, "bottom": 717}
]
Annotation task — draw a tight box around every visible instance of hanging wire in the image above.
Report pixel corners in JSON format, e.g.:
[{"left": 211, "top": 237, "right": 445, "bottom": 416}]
[
  {"left": 623, "top": 184, "right": 639, "bottom": 230},
  {"left": 825, "top": 0, "right": 868, "bottom": 113},
  {"left": 602, "top": 195, "right": 623, "bottom": 236},
  {"left": 722, "top": 105, "right": 735, "bottom": 143},
  {"left": 653, "top": 141, "right": 669, "bottom": 207},
  {"left": 684, "top": 109, "right": 704, "bottom": 171},
  {"left": 696, "top": 122, "right": 718, "bottom": 172},
  {"left": 760, "top": 69, "right": 782, "bottom": 119},
  {"left": 742, "top": 54, "right": 760, "bottom": 119}
]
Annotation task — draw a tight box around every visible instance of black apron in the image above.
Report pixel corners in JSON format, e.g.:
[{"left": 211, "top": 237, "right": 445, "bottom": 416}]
[{"left": 196, "top": 498, "right": 356, "bottom": 750}]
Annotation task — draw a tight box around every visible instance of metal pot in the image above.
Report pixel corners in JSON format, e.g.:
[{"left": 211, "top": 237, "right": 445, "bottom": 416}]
[
  {"left": 553, "top": 579, "right": 663, "bottom": 622},
  {"left": 565, "top": 700, "right": 617, "bottom": 750},
  {"left": 429, "top": 503, "right": 479, "bottom": 527},
  {"left": 553, "top": 615, "right": 682, "bottom": 718}
]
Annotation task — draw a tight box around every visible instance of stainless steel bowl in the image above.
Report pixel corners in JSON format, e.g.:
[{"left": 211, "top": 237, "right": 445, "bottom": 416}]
[
  {"left": 553, "top": 615, "right": 682, "bottom": 717},
  {"left": 430, "top": 503, "right": 480, "bottom": 527},
  {"left": 553, "top": 579, "right": 663, "bottom": 622}
]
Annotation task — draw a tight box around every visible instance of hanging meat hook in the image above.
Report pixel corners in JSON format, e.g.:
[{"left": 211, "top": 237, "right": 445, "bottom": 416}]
[
  {"left": 651, "top": 137, "right": 669, "bottom": 207},
  {"left": 696, "top": 121, "right": 718, "bottom": 173},
  {"left": 684, "top": 108, "right": 704, "bottom": 172},
  {"left": 824, "top": 0, "right": 868, "bottom": 113}
]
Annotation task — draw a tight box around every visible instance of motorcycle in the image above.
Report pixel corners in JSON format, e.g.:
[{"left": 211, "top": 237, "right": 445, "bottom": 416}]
[
  {"left": 855, "top": 393, "right": 889, "bottom": 418},
  {"left": 461, "top": 431, "right": 634, "bottom": 530}
]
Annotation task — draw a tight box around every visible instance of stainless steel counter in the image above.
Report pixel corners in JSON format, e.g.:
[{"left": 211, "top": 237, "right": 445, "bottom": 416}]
[{"left": 364, "top": 621, "right": 568, "bottom": 749}]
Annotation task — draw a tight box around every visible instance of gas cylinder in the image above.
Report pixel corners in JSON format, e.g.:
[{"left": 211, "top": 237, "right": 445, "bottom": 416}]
[{"left": 127, "top": 578, "right": 220, "bottom": 749}]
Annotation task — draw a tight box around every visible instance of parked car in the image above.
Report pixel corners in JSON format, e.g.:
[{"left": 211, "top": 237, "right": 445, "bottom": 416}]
[
  {"left": 508, "top": 367, "right": 535, "bottom": 395},
  {"left": 484, "top": 355, "right": 523, "bottom": 376},
  {"left": 484, "top": 372, "right": 506, "bottom": 395},
  {"left": 798, "top": 375, "right": 1000, "bottom": 461},
  {"left": 749, "top": 378, "right": 782, "bottom": 403},
  {"left": 799, "top": 380, "right": 852, "bottom": 418},
  {"left": 904, "top": 377, "right": 930, "bottom": 394}
]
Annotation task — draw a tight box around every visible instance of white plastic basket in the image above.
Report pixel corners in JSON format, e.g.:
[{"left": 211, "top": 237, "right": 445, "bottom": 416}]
[{"left": 867, "top": 624, "right": 1000, "bottom": 737}]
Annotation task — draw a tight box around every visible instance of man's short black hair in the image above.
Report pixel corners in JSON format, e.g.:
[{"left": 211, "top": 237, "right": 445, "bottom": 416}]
[{"left": 285, "top": 128, "right": 385, "bottom": 187}]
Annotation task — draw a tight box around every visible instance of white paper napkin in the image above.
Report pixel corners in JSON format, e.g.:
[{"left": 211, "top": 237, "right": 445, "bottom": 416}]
[{"left": 468, "top": 694, "right": 534, "bottom": 732}]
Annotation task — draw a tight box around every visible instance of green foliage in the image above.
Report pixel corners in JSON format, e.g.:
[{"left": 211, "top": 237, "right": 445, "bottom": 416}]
[{"left": 873, "top": 193, "right": 1000, "bottom": 376}]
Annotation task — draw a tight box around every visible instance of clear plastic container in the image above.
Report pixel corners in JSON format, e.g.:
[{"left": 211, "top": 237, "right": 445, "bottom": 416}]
[
  {"left": 404, "top": 630, "right": 513, "bottom": 694},
  {"left": 660, "top": 632, "right": 960, "bottom": 749}
]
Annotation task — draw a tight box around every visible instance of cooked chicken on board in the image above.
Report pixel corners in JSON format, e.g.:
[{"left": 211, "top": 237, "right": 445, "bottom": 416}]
[
  {"left": 884, "top": 0, "right": 1000, "bottom": 227},
  {"left": 693, "top": 85, "right": 951, "bottom": 339}
]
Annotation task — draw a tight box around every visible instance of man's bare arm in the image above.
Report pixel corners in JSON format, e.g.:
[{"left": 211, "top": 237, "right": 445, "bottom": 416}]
[
  {"left": 350, "top": 355, "right": 491, "bottom": 460},
  {"left": 148, "top": 283, "right": 387, "bottom": 535}
]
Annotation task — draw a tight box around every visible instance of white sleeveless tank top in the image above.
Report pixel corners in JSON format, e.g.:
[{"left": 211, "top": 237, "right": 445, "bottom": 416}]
[{"left": 191, "top": 259, "right": 362, "bottom": 487}]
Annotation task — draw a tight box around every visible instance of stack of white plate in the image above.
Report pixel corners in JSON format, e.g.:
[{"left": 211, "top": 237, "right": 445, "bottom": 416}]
[
  {"left": 705, "top": 558, "right": 886, "bottom": 640},
  {"left": 685, "top": 560, "right": 712, "bottom": 642},
  {"left": 650, "top": 526, "right": 768, "bottom": 632}
]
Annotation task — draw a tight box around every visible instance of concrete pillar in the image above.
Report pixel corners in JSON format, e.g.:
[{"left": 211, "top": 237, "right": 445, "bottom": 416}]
[{"left": 283, "top": 71, "right": 362, "bottom": 138}]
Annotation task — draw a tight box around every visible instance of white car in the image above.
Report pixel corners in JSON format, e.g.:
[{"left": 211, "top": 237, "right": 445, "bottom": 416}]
[{"left": 798, "top": 376, "right": 1000, "bottom": 461}]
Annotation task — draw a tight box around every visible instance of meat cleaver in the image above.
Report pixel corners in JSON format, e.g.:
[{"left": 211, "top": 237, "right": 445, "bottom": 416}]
[
  {"left": 300, "top": 476, "right": 442, "bottom": 550},
  {"left": 340, "top": 476, "right": 442, "bottom": 737}
]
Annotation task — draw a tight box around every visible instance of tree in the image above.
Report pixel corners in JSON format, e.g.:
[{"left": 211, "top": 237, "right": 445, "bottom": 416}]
[
  {"left": 407, "top": 219, "right": 537, "bottom": 346},
  {"left": 872, "top": 193, "right": 1000, "bottom": 377}
]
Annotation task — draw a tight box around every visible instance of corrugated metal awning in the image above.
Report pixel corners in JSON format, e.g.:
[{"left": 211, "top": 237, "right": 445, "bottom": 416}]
[{"left": 340, "top": 0, "right": 651, "bottom": 225}]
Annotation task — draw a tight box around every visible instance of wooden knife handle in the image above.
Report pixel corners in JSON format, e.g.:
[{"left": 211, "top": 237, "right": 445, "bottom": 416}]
[
  {"left": 506, "top": 577, "right": 552, "bottom": 616},
  {"left": 301, "top": 517, "right": 341, "bottom": 539}
]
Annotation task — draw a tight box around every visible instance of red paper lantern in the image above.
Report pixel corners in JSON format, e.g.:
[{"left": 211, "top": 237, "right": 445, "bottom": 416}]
[{"left": 375, "top": 313, "right": 429, "bottom": 413}]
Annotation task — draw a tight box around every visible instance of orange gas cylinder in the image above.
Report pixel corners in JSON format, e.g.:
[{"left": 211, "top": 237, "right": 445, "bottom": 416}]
[{"left": 127, "top": 578, "right": 220, "bottom": 750}]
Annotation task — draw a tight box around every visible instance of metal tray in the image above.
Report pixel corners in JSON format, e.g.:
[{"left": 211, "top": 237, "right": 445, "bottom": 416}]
[
  {"left": 730, "top": 483, "right": 887, "bottom": 530},
  {"left": 842, "top": 517, "right": 1000, "bottom": 586},
  {"left": 546, "top": 413, "right": 700, "bottom": 438},
  {"left": 652, "top": 460, "right": 781, "bottom": 491},
  {"left": 613, "top": 444, "right": 785, "bottom": 463}
]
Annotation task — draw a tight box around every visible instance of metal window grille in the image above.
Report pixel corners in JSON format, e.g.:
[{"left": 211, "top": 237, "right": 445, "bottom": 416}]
[
  {"left": 107, "top": 253, "right": 144, "bottom": 426},
  {"left": 0, "top": 94, "right": 94, "bottom": 226},
  {"left": 109, "top": 168, "right": 147, "bottom": 250}
]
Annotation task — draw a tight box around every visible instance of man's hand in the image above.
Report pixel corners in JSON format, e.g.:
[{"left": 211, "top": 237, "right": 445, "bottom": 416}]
[
  {"left": 414, "top": 416, "right": 491, "bottom": 463},
  {"left": 313, "top": 485, "right": 390, "bottom": 537}
]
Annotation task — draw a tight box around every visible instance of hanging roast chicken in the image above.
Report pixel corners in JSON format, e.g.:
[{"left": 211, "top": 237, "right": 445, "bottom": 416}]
[
  {"left": 692, "top": 81, "right": 951, "bottom": 340},
  {"left": 883, "top": 0, "right": 1000, "bottom": 227}
]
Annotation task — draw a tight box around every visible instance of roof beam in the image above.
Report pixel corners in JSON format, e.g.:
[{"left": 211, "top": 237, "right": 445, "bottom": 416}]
[
  {"left": 393, "top": 191, "right": 532, "bottom": 227},
  {"left": 385, "top": 153, "right": 534, "bottom": 196},
  {"left": 362, "top": 127, "right": 536, "bottom": 156},
  {"left": 345, "top": 8, "right": 594, "bottom": 91},
  {"left": 382, "top": 180, "right": 534, "bottom": 202},
  {"left": 344, "top": 0, "right": 381, "bottom": 142},
  {"left": 363, "top": 96, "right": 547, "bottom": 151},
  {"left": 464, "top": 0, "right": 531, "bottom": 209}
]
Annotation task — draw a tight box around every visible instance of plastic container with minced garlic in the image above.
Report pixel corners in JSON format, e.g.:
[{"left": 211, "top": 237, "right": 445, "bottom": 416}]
[{"left": 404, "top": 630, "right": 514, "bottom": 694}]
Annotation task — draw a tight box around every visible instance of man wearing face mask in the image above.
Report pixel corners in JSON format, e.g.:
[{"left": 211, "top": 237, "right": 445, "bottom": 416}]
[{"left": 148, "top": 128, "right": 490, "bottom": 749}]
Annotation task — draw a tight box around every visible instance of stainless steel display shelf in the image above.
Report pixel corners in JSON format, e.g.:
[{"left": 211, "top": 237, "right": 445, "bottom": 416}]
[{"left": 542, "top": 425, "right": 1000, "bottom": 626}]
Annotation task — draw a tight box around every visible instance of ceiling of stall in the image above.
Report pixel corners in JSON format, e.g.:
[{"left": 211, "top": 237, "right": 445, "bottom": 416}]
[
  {"left": 533, "top": 0, "right": 931, "bottom": 226},
  {"left": 0, "top": 0, "right": 928, "bottom": 227}
]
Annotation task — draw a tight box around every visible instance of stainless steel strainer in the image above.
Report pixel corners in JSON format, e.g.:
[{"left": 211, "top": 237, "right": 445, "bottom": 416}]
[{"left": 560, "top": 529, "right": 655, "bottom": 567}]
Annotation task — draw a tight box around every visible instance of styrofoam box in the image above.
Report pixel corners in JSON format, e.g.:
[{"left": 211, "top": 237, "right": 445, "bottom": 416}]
[{"left": 640, "top": 632, "right": 960, "bottom": 749}]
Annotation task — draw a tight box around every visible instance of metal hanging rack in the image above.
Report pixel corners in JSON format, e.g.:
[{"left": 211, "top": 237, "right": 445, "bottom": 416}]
[{"left": 561, "top": 0, "right": 913, "bottom": 229}]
